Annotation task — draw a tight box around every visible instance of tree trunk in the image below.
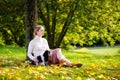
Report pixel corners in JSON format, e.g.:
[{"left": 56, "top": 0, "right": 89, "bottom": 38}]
[
  {"left": 33, "top": 0, "right": 38, "bottom": 27},
  {"left": 25, "top": 0, "right": 37, "bottom": 59}
]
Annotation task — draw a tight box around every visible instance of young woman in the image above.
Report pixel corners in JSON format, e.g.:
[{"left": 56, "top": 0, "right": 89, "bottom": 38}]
[{"left": 27, "top": 25, "right": 82, "bottom": 67}]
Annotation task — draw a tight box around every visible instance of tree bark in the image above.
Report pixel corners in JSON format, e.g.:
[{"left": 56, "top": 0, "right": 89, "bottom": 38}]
[
  {"left": 25, "top": 0, "right": 37, "bottom": 55},
  {"left": 33, "top": 0, "right": 38, "bottom": 28}
]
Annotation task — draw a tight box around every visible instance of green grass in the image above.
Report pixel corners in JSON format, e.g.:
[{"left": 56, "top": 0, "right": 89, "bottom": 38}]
[{"left": 0, "top": 45, "right": 120, "bottom": 80}]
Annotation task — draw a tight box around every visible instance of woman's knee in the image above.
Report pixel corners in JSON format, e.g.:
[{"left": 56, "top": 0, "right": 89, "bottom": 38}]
[{"left": 55, "top": 48, "right": 61, "bottom": 52}]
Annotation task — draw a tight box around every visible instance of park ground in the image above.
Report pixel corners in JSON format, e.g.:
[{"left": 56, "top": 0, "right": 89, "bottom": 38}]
[{"left": 0, "top": 45, "right": 120, "bottom": 80}]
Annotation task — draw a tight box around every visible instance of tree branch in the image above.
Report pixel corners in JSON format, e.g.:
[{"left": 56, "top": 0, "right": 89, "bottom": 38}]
[
  {"left": 44, "top": 0, "right": 50, "bottom": 26},
  {"left": 51, "top": 0, "right": 58, "bottom": 47},
  {"left": 38, "top": 6, "right": 51, "bottom": 36},
  {"left": 55, "top": 0, "right": 80, "bottom": 47}
]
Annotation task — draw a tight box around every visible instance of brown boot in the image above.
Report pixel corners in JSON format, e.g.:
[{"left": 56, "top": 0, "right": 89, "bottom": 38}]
[
  {"left": 71, "top": 63, "right": 82, "bottom": 67},
  {"left": 62, "top": 63, "right": 82, "bottom": 67}
]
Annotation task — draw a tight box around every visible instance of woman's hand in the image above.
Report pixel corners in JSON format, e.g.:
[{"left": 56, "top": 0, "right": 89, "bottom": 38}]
[{"left": 33, "top": 58, "right": 39, "bottom": 62}]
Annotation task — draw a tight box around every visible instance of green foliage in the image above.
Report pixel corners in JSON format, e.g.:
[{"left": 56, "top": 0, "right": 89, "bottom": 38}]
[
  {"left": 61, "top": 0, "right": 120, "bottom": 49},
  {"left": 0, "top": 32, "right": 4, "bottom": 45},
  {"left": 0, "top": 0, "right": 120, "bottom": 49},
  {"left": 0, "top": 0, "right": 25, "bottom": 46}
]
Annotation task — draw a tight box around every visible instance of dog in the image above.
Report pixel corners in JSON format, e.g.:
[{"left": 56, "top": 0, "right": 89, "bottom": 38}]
[{"left": 35, "top": 50, "right": 50, "bottom": 66}]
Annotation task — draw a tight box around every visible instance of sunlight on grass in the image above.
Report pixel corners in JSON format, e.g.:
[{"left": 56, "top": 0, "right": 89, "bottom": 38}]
[
  {"left": 0, "top": 45, "right": 120, "bottom": 80},
  {"left": 73, "top": 47, "right": 89, "bottom": 52},
  {"left": 73, "top": 45, "right": 120, "bottom": 54}
]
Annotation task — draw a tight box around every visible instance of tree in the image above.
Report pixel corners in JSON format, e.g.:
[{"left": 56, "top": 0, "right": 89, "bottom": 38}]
[
  {"left": 38, "top": 0, "right": 80, "bottom": 48},
  {"left": 0, "top": 0, "right": 25, "bottom": 46},
  {"left": 25, "top": 0, "right": 38, "bottom": 50},
  {"left": 0, "top": 0, "right": 120, "bottom": 49},
  {"left": 61, "top": 0, "right": 120, "bottom": 49}
]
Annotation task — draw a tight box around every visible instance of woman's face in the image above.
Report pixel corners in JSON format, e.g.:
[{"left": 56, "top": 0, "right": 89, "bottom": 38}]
[{"left": 36, "top": 27, "right": 44, "bottom": 37}]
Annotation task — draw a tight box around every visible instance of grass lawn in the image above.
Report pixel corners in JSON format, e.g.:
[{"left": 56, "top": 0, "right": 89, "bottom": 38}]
[{"left": 0, "top": 45, "right": 120, "bottom": 80}]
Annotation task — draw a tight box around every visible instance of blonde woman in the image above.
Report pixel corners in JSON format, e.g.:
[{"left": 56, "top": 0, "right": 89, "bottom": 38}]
[{"left": 27, "top": 25, "right": 82, "bottom": 67}]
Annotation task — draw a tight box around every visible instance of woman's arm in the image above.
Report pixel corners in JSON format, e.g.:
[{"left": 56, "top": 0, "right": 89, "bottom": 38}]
[{"left": 27, "top": 41, "right": 35, "bottom": 60}]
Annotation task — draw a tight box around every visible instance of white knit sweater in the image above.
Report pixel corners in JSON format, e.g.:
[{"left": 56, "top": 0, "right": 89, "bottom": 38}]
[{"left": 27, "top": 36, "right": 50, "bottom": 60}]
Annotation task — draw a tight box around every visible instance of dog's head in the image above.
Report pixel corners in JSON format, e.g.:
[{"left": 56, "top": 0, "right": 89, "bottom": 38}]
[
  {"left": 36, "top": 50, "right": 50, "bottom": 66},
  {"left": 43, "top": 50, "right": 50, "bottom": 62},
  {"left": 37, "top": 55, "right": 45, "bottom": 66}
]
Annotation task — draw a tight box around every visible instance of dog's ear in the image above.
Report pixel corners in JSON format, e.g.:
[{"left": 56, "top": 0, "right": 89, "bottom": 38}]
[
  {"left": 37, "top": 56, "right": 42, "bottom": 62},
  {"left": 43, "top": 50, "right": 50, "bottom": 62},
  {"left": 43, "top": 50, "right": 50, "bottom": 57}
]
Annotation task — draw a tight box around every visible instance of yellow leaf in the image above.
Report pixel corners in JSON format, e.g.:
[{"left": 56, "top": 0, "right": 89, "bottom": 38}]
[
  {"left": 8, "top": 74, "right": 14, "bottom": 79},
  {"left": 61, "top": 75, "right": 65, "bottom": 80},
  {"left": 113, "top": 64, "right": 118, "bottom": 68},
  {"left": 98, "top": 74, "right": 104, "bottom": 78},
  {"left": 40, "top": 74, "right": 46, "bottom": 79},
  {"left": 37, "top": 66, "right": 42, "bottom": 70},
  {"left": 90, "top": 72, "right": 95, "bottom": 76},
  {"left": 76, "top": 76, "right": 82, "bottom": 80},
  {"left": 28, "top": 67, "right": 34, "bottom": 74},
  {"left": 16, "top": 77, "right": 22, "bottom": 80}
]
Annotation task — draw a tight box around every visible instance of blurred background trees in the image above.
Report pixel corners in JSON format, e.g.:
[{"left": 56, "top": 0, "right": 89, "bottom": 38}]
[
  {"left": 0, "top": 0, "right": 25, "bottom": 46},
  {"left": 0, "top": 0, "right": 120, "bottom": 49}
]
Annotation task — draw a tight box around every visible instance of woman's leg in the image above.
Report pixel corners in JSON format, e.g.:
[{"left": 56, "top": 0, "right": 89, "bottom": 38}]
[
  {"left": 54, "top": 48, "right": 71, "bottom": 65},
  {"left": 55, "top": 48, "right": 82, "bottom": 67},
  {"left": 49, "top": 48, "right": 70, "bottom": 64},
  {"left": 49, "top": 48, "right": 82, "bottom": 67}
]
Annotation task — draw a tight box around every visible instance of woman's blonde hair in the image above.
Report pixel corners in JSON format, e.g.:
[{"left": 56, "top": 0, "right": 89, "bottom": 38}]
[{"left": 33, "top": 25, "right": 44, "bottom": 36}]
